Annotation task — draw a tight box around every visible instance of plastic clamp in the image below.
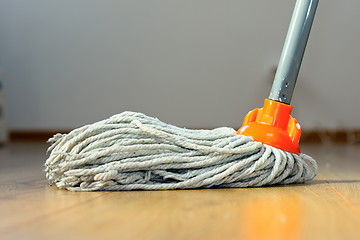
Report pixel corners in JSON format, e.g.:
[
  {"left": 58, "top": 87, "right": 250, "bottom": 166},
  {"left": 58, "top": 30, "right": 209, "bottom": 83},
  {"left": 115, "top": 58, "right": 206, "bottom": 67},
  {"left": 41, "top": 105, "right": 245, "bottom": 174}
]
[{"left": 237, "top": 99, "right": 301, "bottom": 153}]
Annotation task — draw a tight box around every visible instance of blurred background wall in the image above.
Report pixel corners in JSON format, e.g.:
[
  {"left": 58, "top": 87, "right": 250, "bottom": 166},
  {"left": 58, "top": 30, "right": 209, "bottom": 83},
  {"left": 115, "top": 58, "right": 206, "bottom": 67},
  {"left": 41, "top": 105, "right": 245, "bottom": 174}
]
[{"left": 0, "top": 0, "right": 359, "bottom": 132}]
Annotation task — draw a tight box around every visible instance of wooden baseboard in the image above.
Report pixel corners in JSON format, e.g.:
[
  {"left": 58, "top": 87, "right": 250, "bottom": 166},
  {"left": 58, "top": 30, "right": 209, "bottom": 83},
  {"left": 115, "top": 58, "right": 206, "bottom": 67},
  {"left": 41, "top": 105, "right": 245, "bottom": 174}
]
[
  {"left": 9, "top": 130, "right": 71, "bottom": 142},
  {"left": 8, "top": 129, "right": 360, "bottom": 144},
  {"left": 301, "top": 129, "right": 360, "bottom": 144}
]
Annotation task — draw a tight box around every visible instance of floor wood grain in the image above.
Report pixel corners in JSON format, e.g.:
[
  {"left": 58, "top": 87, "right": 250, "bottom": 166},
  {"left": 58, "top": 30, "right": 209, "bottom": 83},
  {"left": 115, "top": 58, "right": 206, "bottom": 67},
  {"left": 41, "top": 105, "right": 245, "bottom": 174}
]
[{"left": 1, "top": 142, "right": 360, "bottom": 240}]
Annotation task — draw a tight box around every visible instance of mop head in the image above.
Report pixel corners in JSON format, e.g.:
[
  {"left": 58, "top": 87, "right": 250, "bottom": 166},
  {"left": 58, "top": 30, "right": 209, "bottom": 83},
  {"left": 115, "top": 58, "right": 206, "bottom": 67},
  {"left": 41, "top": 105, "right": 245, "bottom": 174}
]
[{"left": 45, "top": 111, "right": 317, "bottom": 191}]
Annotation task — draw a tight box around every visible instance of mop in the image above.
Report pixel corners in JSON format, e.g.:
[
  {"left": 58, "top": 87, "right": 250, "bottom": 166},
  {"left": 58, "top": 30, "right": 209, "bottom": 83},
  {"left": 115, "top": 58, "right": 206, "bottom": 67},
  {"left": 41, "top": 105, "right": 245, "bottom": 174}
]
[{"left": 45, "top": 0, "right": 319, "bottom": 191}]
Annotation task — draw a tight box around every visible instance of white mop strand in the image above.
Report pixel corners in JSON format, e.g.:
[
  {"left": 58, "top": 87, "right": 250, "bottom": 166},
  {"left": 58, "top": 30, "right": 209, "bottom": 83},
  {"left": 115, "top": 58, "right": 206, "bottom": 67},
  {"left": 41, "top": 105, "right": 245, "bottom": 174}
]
[{"left": 45, "top": 111, "right": 317, "bottom": 191}]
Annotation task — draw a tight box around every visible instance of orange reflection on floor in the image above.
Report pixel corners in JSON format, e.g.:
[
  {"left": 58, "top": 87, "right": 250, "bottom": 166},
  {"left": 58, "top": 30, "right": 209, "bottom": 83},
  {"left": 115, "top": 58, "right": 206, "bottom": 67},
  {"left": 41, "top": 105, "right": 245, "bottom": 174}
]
[{"left": 242, "top": 192, "right": 301, "bottom": 240}]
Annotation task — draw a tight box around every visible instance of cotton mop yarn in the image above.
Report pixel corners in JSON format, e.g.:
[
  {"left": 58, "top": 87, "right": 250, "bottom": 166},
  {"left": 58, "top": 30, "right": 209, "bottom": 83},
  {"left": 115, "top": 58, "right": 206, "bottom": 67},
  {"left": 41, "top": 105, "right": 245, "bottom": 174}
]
[{"left": 45, "top": 111, "right": 317, "bottom": 191}]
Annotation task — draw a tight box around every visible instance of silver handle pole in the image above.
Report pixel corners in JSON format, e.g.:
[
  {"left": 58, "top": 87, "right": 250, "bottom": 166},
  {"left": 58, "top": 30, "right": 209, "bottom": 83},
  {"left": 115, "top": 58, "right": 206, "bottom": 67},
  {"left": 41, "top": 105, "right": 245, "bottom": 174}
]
[{"left": 268, "top": 0, "right": 319, "bottom": 104}]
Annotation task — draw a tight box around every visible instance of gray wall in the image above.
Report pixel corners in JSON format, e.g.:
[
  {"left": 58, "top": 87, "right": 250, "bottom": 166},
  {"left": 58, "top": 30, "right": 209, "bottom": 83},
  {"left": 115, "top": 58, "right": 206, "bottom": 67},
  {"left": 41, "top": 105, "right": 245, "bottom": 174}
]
[{"left": 0, "top": 0, "right": 359, "bottom": 131}]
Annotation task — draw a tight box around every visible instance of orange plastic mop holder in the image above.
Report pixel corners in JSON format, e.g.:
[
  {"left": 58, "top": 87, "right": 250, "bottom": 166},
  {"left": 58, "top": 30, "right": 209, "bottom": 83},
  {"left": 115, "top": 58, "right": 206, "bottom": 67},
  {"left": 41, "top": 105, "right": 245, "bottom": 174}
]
[{"left": 237, "top": 99, "right": 301, "bottom": 154}]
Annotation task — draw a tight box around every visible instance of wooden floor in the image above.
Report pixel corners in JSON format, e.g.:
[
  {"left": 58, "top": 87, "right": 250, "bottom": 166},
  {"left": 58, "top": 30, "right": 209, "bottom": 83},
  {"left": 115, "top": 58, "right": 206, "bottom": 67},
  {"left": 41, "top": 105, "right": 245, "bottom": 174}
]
[{"left": 1, "top": 142, "right": 360, "bottom": 240}]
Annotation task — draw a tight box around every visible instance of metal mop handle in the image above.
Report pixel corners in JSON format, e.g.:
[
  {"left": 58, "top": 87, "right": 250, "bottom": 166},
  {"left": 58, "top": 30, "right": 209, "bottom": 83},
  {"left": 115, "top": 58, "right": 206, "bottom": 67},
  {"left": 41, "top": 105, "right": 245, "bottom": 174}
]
[{"left": 268, "top": 0, "right": 319, "bottom": 104}]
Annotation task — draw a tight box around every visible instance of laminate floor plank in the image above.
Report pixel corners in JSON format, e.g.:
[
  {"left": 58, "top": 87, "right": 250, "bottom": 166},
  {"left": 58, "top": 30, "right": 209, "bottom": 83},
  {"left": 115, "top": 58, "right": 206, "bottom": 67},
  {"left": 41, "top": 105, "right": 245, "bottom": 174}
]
[{"left": 1, "top": 143, "right": 360, "bottom": 240}]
